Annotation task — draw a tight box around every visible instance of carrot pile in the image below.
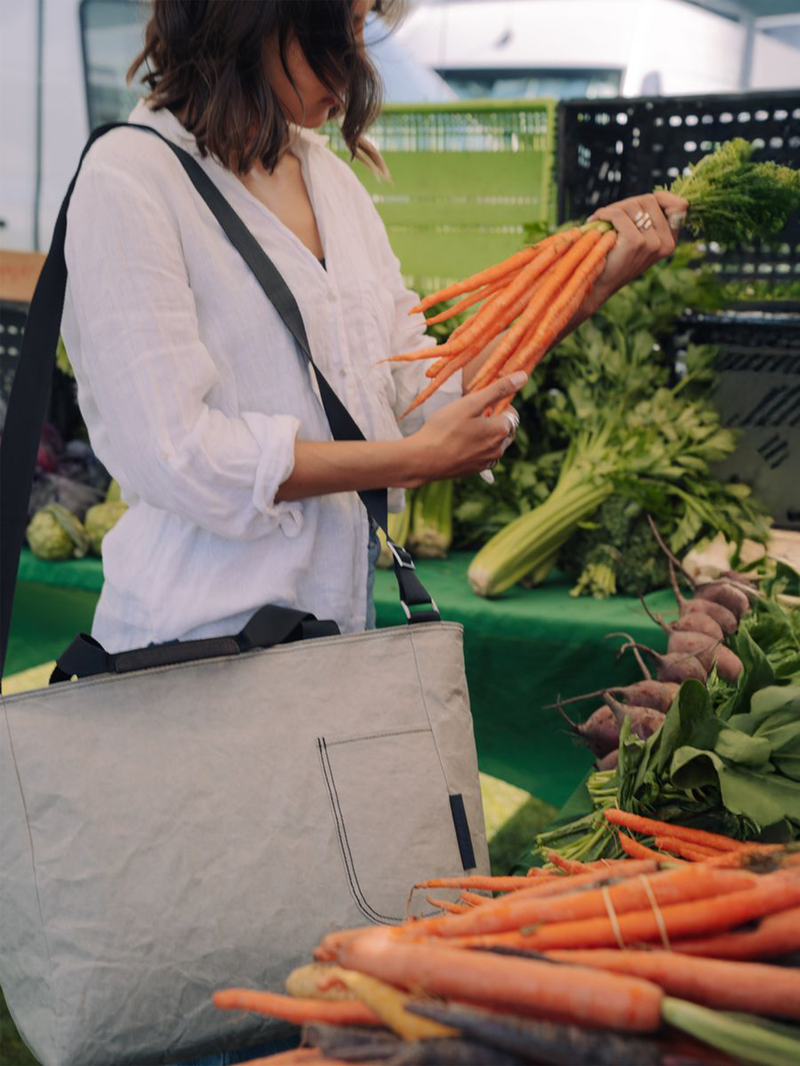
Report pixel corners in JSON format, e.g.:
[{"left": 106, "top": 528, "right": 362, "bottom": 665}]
[
  {"left": 390, "top": 221, "right": 617, "bottom": 417},
  {"left": 212, "top": 816, "right": 800, "bottom": 1066}
]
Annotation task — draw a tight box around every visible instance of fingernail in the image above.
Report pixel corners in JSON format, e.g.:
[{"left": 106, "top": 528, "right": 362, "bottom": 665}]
[
  {"left": 509, "top": 371, "right": 527, "bottom": 388},
  {"left": 634, "top": 210, "right": 644, "bottom": 222}
]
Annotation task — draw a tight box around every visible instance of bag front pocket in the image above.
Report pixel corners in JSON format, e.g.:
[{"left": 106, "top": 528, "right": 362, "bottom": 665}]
[{"left": 318, "top": 725, "right": 474, "bottom": 923}]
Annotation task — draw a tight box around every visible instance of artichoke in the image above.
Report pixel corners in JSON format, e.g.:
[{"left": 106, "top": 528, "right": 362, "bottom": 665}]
[
  {"left": 26, "top": 504, "right": 89, "bottom": 561},
  {"left": 84, "top": 500, "right": 128, "bottom": 556}
]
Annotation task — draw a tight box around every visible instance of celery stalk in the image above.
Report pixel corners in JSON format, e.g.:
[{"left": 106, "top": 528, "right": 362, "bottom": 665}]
[
  {"left": 409, "top": 480, "right": 453, "bottom": 559},
  {"left": 377, "top": 494, "right": 413, "bottom": 569},
  {"left": 663, "top": 999, "right": 800, "bottom": 1066}
]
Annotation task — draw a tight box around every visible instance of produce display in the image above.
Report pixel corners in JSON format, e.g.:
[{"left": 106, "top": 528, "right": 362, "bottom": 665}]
[
  {"left": 438, "top": 141, "right": 799, "bottom": 599},
  {"left": 22, "top": 342, "right": 128, "bottom": 560},
  {"left": 389, "top": 140, "right": 799, "bottom": 415},
  {"left": 533, "top": 553, "right": 800, "bottom": 865},
  {"left": 209, "top": 841, "right": 800, "bottom": 1066}
]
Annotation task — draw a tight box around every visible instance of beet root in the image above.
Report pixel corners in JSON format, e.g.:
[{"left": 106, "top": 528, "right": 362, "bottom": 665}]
[
  {"left": 694, "top": 580, "right": 750, "bottom": 620},
  {"left": 559, "top": 704, "right": 620, "bottom": 757},
  {"left": 671, "top": 610, "right": 724, "bottom": 643},
  {"left": 620, "top": 640, "right": 708, "bottom": 684},
  {"left": 604, "top": 694, "right": 666, "bottom": 741},
  {"left": 667, "top": 631, "right": 720, "bottom": 673},
  {"left": 548, "top": 680, "right": 679, "bottom": 714},
  {"left": 681, "top": 597, "right": 738, "bottom": 636},
  {"left": 715, "top": 645, "right": 744, "bottom": 683},
  {"left": 596, "top": 749, "right": 619, "bottom": 771},
  {"left": 667, "top": 560, "right": 738, "bottom": 635}
]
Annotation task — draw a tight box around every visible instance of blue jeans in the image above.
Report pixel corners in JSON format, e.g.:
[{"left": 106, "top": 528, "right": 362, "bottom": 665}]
[
  {"left": 365, "top": 518, "right": 381, "bottom": 630},
  {"left": 175, "top": 527, "right": 382, "bottom": 1065}
]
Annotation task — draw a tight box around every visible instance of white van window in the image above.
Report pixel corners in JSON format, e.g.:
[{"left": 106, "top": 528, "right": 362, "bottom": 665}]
[
  {"left": 80, "top": 0, "right": 147, "bottom": 128},
  {"left": 442, "top": 69, "right": 622, "bottom": 102}
]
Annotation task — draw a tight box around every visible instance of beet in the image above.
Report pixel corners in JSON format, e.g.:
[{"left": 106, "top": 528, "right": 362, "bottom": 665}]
[
  {"left": 559, "top": 704, "right": 620, "bottom": 757},
  {"left": 604, "top": 694, "right": 666, "bottom": 740},
  {"left": 549, "top": 680, "right": 679, "bottom": 715},
  {"left": 694, "top": 580, "right": 750, "bottom": 620},
  {"left": 667, "top": 630, "right": 719, "bottom": 673},
  {"left": 715, "top": 645, "right": 744, "bottom": 683},
  {"left": 596, "top": 749, "right": 619, "bottom": 771},
  {"left": 620, "top": 640, "right": 708, "bottom": 684},
  {"left": 669, "top": 561, "right": 738, "bottom": 634},
  {"left": 671, "top": 610, "right": 724, "bottom": 643}
]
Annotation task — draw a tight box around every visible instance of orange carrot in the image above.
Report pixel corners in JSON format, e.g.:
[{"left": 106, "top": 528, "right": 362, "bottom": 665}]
[
  {"left": 655, "top": 836, "right": 721, "bottom": 862},
  {"left": 245, "top": 1051, "right": 336, "bottom": 1066},
  {"left": 468, "top": 228, "right": 606, "bottom": 393},
  {"left": 505, "top": 871, "right": 800, "bottom": 951},
  {"left": 335, "top": 927, "right": 664, "bottom": 1032},
  {"left": 423, "top": 271, "right": 522, "bottom": 326},
  {"left": 673, "top": 906, "right": 800, "bottom": 959},
  {"left": 547, "top": 851, "right": 590, "bottom": 875},
  {"left": 604, "top": 810, "right": 758, "bottom": 853},
  {"left": 490, "top": 231, "right": 615, "bottom": 414},
  {"left": 443, "top": 238, "right": 573, "bottom": 356},
  {"left": 411, "top": 246, "right": 540, "bottom": 314},
  {"left": 547, "top": 949, "right": 800, "bottom": 1019},
  {"left": 619, "top": 832, "right": 680, "bottom": 863},
  {"left": 460, "top": 890, "right": 493, "bottom": 906},
  {"left": 415, "top": 876, "right": 530, "bottom": 892},
  {"left": 426, "top": 895, "right": 470, "bottom": 915},
  {"left": 526, "top": 866, "right": 559, "bottom": 878},
  {"left": 399, "top": 347, "right": 475, "bottom": 417},
  {"left": 424, "top": 867, "right": 758, "bottom": 942},
  {"left": 212, "top": 989, "right": 381, "bottom": 1026},
  {"left": 424, "top": 339, "right": 484, "bottom": 381}
]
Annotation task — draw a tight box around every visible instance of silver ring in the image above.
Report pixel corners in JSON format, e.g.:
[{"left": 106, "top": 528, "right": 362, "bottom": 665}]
[
  {"left": 502, "top": 410, "right": 519, "bottom": 437},
  {"left": 634, "top": 210, "right": 653, "bottom": 231}
]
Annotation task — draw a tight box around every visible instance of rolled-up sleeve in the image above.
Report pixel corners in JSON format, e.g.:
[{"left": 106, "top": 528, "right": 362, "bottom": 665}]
[{"left": 64, "top": 149, "right": 303, "bottom": 541}]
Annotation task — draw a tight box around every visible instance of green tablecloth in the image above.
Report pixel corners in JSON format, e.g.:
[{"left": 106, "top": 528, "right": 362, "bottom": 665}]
[{"left": 11, "top": 549, "right": 671, "bottom": 806}]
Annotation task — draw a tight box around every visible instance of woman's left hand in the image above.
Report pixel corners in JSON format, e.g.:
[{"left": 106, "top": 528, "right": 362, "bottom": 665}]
[{"left": 584, "top": 190, "right": 689, "bottom": 313}]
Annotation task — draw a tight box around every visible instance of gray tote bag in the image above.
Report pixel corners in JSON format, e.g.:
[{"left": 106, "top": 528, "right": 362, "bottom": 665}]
[{"left": 0, "top": 124, "right": 489, "bottom": 1066}]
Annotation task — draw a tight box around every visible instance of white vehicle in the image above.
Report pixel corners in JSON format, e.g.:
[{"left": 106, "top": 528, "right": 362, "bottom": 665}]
[
  {"left": 0, "top": 0, "right": 454, "bottom": 256},
  {"left": 398, "top": 0, "right": 800, "bottom": 101}
]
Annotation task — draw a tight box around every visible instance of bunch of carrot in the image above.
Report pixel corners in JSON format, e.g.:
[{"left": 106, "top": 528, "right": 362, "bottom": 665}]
[
  {"left": 212, "top": 814, "right": 800, "bottom": 1066},
  {"left": 390, "top": 222, "right": 617, "bottom": 418}
]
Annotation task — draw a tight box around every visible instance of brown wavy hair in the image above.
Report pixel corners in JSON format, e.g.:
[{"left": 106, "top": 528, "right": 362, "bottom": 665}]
[{"left": 127, "top": 0, "right": 403, "bottom": 175}]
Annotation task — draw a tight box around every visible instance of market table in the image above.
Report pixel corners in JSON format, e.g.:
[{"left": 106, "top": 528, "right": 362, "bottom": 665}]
[{"left": 11, "top": 549, "right": 671, "bottom": 807}]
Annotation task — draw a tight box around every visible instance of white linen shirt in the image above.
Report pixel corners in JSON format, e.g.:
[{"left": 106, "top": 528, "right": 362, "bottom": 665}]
[{"left": 61, "top": 100, "right": 461, "bottom": 650}]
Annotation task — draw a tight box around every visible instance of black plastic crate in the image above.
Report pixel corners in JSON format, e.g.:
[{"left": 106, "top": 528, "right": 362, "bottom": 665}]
[
  {"left": 557, "top": 89, "right": 800, "bottom": 287},
  {"left": 0, "top": 300, "right": 82, "bottom": 439},
  {"left": 678, "top": 311, "right": 800, "bottom": 530}
]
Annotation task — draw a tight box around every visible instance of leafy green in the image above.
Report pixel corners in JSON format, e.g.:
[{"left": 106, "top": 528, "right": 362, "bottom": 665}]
[
  {"left": 667, "top": 138, "right": 800, "bottom": 246},
  {"left": 462, "top": 244, "right": 770, "bottom": 597}
]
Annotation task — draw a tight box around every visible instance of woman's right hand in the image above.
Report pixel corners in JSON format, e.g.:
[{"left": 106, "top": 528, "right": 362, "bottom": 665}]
[{"left": 406, "top": 371, "right": 527, "bottom": 485}]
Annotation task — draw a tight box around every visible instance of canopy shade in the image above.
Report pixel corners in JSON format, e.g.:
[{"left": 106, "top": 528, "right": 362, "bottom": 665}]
[{"left": 687, "top": 0, "right": 800, "bottom": 17}]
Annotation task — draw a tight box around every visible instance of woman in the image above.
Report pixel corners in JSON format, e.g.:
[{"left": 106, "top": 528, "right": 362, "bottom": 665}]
[
  {"left": 60, "top": 3, "right": 685, "bottom": 1060},
  {"left": 61, "top": 0, "right": 687, "bottom": 654}
]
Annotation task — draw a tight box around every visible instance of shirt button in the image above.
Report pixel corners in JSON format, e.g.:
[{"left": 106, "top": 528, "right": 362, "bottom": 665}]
[
  {"left": 339, "top": 368, "right": 347, "bottom": 379},
  {"left": 160, "top": 449, "right": 168, "bottom": 460},
  {"left": 328, "top": 290, "right": 337, "bottom": 305}
]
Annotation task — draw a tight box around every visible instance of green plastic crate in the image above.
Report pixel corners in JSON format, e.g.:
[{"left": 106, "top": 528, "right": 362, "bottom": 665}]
[{"left": 325, "top": 100, "right": 557, "bottom": 293}]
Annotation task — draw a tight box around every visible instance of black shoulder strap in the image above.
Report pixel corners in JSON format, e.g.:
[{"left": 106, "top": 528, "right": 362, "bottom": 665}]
[{"left": 0, "top": 122, "right": 438, "bottom": 684}]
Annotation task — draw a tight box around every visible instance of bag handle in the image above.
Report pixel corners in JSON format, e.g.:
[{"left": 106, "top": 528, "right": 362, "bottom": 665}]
[
  {"left": 0, "top": 122, "right": 439, "bottom": 685},
  {"left": 49, "top": 603, "right": 340, "bottom": 683}
]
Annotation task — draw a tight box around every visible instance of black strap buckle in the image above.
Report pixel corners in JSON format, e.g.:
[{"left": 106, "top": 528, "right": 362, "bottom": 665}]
[{"left": 387, "top": 540, "right": 415, "bottom": 570}]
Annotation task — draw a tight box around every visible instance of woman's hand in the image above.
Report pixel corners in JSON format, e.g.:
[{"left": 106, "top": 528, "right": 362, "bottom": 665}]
[
  {"left": 584, "top": 190, "right": 689, "bottom": 313},
  {"left": 406, "top": 372, "right": 527, "bottom": 485}
]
